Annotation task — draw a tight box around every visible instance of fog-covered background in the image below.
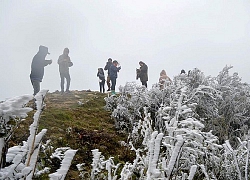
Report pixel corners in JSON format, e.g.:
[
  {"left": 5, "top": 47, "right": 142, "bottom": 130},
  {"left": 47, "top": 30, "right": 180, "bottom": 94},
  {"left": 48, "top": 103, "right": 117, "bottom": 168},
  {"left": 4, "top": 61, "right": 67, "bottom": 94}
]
[{"left": 1, "top": 0, "right": 250, "bottom": 101}]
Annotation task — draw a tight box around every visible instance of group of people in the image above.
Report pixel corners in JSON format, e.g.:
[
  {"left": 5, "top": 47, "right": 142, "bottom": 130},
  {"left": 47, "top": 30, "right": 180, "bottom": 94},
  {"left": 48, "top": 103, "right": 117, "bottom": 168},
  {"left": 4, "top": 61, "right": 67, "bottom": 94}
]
[
  {"left": 97, "top": 58, "right": 121, "bottom": 94},
  {"left": 97, "top": 58, "right": 152, "bottom": 94},
  {"left": 97, "top": 58, "right": 175, "bottom": 93},
  {"left": 30, "top": 46, "right": 73, "bottom": 95},
  {"left": 30, "top": 45, "right": 177, "bottom": 96}
]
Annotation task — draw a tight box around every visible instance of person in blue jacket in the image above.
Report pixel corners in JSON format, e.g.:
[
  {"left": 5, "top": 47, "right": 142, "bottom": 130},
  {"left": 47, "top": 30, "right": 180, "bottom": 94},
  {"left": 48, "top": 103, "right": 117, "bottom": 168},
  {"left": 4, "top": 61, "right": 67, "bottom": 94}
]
[
  {"left": 109, "top": 60, "right": 121, "bottom": 95},
  {"left": 30, "top": 45, "right": 52, "bottom": 95}
]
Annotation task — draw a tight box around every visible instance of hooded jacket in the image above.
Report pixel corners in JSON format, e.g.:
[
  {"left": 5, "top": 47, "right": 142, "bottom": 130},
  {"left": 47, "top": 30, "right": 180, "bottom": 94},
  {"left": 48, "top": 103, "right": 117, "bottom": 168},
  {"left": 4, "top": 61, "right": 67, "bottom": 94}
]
[
  {"left": 30, "top": 51, "right": 51, "bottom": 82},
  {"left": 138, "top": 63, "right": 148, "bottom": 82}
]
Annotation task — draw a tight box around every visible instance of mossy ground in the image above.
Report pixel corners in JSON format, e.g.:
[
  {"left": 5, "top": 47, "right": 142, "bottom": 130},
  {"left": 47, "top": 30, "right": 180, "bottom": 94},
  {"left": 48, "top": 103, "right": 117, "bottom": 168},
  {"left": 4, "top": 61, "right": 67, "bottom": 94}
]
[{"left": 10, "top": 90, "right": 134, "bottom": 180}]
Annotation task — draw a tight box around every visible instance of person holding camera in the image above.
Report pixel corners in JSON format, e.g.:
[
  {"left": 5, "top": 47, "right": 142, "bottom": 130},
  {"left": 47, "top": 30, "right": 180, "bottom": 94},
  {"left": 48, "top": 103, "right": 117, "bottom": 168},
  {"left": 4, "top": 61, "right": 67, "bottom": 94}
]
[
  {"left": 30, "top": 45, "right": 52, "bottom": 95},
  {"left": 58, "top": 48, "right": 73, "bottom": 93},
  {"left": 109, "top": 60, "right": 121, "bottom": 95}
]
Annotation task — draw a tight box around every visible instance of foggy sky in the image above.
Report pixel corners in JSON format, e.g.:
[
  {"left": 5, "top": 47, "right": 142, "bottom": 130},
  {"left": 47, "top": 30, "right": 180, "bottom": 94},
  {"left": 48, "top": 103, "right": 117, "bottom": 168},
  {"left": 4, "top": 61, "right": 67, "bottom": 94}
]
[{"left": 1, "top": 0, "right": 250, "bottom": 101}]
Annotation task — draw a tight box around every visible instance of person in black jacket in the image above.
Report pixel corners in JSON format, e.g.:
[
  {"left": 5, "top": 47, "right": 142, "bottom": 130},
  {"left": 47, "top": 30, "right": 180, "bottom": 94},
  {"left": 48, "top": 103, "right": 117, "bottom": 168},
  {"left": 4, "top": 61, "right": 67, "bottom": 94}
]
[
  {"left": 109, "top": 60, "right": 121, "bottom": 95},
  {"left": 137, "top": 61, "right": 148, "bottom": 88},
  {"left": 30, "top": 45, "right": 52, "bottom": 95},
  {"left": 97, "top": 68, "right": 105, "bottom": 93},
  {"left": 104, "top": 58, "right": 112, "bottom": 91}
]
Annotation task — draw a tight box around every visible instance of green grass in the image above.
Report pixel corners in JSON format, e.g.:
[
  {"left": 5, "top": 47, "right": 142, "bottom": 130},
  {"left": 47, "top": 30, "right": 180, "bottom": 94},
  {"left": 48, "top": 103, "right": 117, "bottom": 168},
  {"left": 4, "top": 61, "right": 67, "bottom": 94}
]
[{"left": 10, "top": 90, "right": 134, "bottom": 180}]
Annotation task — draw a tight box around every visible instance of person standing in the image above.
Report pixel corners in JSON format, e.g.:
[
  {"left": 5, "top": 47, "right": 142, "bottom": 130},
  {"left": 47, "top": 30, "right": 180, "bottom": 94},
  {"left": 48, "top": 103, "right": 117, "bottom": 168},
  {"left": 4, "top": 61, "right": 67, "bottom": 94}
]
[
  {"left": 97, "top": 68, "right": 105, "bottom": 93},
  {"left": 30, "top": 45, "right": 52, "bottom": 95},
  {"left": 109, "top": 60, "right": 121, "bottom": 95},
  {"left": 137, "top": 61, "right": 148, "bottom": 88},
  {"left": 58, "top": 48, "right": 73, "bottom": 93},
  {"left": 104, "top": 58, "right": 112, "bottom": 91},
  {"left": 159, "top": 70, "right": 172, "bottom": 89}
]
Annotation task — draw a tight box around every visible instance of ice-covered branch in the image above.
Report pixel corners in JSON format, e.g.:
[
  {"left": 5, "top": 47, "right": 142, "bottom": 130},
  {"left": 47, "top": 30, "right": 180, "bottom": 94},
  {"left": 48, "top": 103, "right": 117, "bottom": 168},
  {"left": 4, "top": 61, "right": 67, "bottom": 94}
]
[
  {"left": 49, "top": 149, "right": 77, "bottom": 180},
  {"left": 166, "top": 135, "right": 184, "bottom": 179},
  {"left": 245, "top": 140, "right": 250, "bottom": 180},
  {"left": 147, "top": 131, "right": 164, "bottom": 179},
  {"left": 224, "top": 140, "right": 242, "bottom": 180},
  {"left": 188, "top": 165, "right": 197, "bottom": 180}
]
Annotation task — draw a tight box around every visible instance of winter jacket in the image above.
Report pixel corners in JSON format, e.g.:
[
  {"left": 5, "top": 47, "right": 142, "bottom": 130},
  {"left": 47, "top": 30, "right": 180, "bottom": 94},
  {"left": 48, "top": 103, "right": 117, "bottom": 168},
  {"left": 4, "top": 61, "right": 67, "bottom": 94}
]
[
  {"left": 104, "top": 61, "right": 112, "bottom": 76},
  {"left": 138, "top": 64, "right": 148, "bottom": 82},
  {"left": 30, "top": 52, "right": 51, "bottom": 82},
  {"left": 159, "top": 70, "right": 172, "bottom": 89},
  {"left": 109, "top": 64, "right": 121, "bottom": 79},
  {"left": 159, "top": 70, "right": 171, "bottom": 83},
  {"left": 58, "top": 54, "right": 73, "bottom": 74},
  {"left": 97, "top": 72, "right": 105, "bottom": 81}
]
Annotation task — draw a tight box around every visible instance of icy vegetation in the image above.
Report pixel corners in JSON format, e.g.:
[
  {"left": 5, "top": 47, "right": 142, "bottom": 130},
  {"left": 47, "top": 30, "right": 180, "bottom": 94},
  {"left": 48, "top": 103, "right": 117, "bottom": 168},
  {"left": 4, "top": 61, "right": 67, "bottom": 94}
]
[
  {"left": 101, "top": 66, "right": 250, "bottom": 180},
  {"left": 0, "top": 90, "right": 77, "bottom": 179},
  {"left": 0, "top": 66, "right": 249, "bottom": 179}
]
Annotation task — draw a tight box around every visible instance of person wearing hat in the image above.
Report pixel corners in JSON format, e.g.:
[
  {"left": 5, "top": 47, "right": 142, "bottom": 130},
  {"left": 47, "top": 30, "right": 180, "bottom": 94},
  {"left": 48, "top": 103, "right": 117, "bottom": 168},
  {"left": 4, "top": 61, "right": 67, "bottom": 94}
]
[
  {"left": 30, "top": 45, "right": 52, "bottom": 95},
  {"left": 109, "top": 60, "right": 121, "bottom": 95},
  {"left": 137, "top": 61, "right": 148, "bottom": 88},
  {"left": 104, "top": 58, "right": 112, "bottom": 91},
  {"left": 58, "top": 48, "right": 73, "bottom": 93}
]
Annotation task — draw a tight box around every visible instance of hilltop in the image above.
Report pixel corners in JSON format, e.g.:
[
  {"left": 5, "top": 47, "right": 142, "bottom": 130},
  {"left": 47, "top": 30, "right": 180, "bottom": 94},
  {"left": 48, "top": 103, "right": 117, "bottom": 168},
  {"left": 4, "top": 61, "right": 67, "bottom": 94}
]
[
  {"left": 10, "top": 90, "right": 132, "bottom": 179},
  {"left": 3, "top": 67, "right": 250, "bottom": 179}
]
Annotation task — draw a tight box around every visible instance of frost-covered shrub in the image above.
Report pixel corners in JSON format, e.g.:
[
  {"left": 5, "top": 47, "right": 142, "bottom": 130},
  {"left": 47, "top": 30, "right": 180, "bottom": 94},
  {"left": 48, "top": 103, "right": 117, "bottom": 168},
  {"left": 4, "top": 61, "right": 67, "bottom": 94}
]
[
  {"left": 105, "top": 82, "right": 150, "bottom": 132},
  {"left": 0, "top": 90, "right": 77, "bottom": 179},
  {"left": 215, "top": 66, "right": 250, "bottom": 145},
  {"left": 0, "top": 94, "right": 33, "bottom": 167},
  {"left": 102, "top": 66, "right": 250, "bottom": 179},
  {"left": 0, "top": 91, "right": 47, "bottom": 179}
]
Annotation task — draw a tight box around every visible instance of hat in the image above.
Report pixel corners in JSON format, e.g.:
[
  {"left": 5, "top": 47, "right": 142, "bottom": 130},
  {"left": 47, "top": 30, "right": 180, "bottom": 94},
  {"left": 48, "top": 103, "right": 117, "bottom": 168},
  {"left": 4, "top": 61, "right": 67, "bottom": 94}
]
[
  {"left": 108, "top": 58, "right": 112, "bottom": 61},
  {"left": 39, "top": 45, "right": 50, "bottom": 54},
  {"left": 181, "top": 69, "right": 186, "bottom": 74},
  {"left": 139, "top": 61, "right": 144, "bottom": 64}
]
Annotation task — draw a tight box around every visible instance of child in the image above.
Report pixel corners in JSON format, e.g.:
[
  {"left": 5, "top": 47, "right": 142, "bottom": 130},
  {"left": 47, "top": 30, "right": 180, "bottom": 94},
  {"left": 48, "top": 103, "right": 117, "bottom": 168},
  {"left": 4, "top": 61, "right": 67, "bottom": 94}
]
[{"left": 97, "top": 68, "right": 105, "bottom": 93}]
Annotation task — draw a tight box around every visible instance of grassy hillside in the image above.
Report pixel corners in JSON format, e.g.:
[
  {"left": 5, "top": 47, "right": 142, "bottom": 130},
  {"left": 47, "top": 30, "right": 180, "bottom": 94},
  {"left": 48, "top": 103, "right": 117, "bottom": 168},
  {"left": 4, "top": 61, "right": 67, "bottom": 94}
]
[{"left": 10, "top": 90, "right": 133, "bottom": 179}]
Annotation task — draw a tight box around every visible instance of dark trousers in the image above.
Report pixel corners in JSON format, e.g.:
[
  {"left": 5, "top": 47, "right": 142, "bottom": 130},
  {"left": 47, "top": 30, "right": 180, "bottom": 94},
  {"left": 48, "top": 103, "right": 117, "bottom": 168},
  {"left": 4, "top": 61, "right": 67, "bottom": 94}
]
[
  {"left": 141, "top": 81, "right": 147, "bottom": 88},
  {"left": 106, "top": 75, "right": 111, "bottom": 90},
  {"left": 110, "top": 77, "right": 117, "bottom": 91},
  {"left": 60, "top": 72, "right": 71, "bottom": 92},
  {"left": 99, "top": 80, "right": 105, "bottom": 93},
  {"left": 31, "top": 79, "right": 40, "bottom": 95}
]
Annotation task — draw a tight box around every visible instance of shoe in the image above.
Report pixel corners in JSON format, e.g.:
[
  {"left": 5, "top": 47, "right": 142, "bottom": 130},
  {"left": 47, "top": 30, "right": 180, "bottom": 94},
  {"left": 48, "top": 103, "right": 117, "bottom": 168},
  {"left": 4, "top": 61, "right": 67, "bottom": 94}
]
[
  {"left": 107, "top": 88, "right": 110, "bottom": 91},
  {"left": 65, "top": 90, "right": 70, "bottom": 93}
]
